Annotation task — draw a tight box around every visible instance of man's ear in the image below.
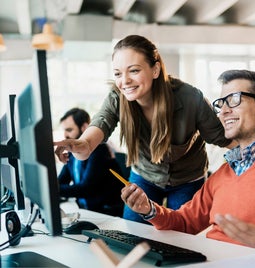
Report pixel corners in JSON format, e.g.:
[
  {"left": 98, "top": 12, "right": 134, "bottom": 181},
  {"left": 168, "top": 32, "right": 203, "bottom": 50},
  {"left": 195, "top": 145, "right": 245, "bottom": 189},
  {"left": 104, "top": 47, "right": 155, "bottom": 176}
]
[{"left": 81, "top": 122, "right": 89, "bottom": 133}]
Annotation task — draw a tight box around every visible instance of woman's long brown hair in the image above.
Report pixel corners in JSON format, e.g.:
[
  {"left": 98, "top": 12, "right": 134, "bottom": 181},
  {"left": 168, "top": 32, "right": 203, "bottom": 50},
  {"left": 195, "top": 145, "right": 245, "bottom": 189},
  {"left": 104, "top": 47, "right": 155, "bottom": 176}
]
[{"left": 112, "top": 35, "right": 174, "bottom": 166}]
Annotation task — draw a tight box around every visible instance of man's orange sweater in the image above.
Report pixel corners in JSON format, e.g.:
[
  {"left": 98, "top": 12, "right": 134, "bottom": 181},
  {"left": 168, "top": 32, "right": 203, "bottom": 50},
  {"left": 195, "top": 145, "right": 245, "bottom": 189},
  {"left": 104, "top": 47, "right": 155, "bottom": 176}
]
[{"left": 149, "top": 162, "right": 255, "bottom": 246}]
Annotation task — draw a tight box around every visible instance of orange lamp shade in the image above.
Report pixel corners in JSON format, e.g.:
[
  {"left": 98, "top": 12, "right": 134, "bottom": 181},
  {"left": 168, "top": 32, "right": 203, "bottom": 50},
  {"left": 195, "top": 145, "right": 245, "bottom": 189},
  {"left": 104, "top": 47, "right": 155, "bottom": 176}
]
[
  {"left": 0, "top": 34, "right": 7, "bottom": 52},
  {"left": 32, "top": 23, "right": 63, "bottom": 51}
]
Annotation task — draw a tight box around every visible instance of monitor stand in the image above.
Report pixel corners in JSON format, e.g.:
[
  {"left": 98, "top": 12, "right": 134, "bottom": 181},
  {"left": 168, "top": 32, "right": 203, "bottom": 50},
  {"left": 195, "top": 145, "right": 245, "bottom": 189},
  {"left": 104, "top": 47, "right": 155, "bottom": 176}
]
[{"left": 1, "top": 251, "right": 68, "bottom": 267}]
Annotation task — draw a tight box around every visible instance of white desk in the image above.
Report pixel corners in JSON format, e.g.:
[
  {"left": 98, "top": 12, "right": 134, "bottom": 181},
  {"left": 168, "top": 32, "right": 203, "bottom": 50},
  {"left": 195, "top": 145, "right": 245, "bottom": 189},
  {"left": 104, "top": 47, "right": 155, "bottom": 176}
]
[{"left": 1, "top": 203, "right": 255, "bottom": 267}]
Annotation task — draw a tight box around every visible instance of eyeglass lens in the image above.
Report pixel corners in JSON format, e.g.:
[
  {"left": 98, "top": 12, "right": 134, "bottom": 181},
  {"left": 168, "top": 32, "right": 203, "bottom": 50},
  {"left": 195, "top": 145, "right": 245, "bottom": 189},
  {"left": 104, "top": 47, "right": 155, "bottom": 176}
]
[{"left": 213, "top": 93, "right": 241, "bottom": 113}]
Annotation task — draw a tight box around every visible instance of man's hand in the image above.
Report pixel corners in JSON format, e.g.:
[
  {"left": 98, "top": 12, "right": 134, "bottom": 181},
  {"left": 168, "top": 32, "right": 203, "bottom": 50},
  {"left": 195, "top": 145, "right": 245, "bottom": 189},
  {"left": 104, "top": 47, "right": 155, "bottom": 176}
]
[
  {"left": 121, "top": 184, "right": 151, "bottom": 215},
  {"left": 215, "top": 213, "right": 255, "bottom": 248}
]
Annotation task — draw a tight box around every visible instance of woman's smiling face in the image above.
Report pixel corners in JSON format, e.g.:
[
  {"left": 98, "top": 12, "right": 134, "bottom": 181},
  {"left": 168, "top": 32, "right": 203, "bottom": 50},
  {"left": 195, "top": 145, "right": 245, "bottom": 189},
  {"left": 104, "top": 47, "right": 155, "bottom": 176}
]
[{"left": 112, "top": 48, "right": 159, "bottom": 103}]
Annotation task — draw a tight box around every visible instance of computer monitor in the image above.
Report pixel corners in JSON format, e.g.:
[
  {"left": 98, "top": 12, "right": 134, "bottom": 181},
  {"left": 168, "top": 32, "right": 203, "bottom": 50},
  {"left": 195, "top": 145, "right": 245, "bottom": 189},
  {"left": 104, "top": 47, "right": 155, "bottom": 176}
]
[
  {"left": 15, "top": 49, "right": 62, "bottom": 236},
  {"left": 0, "top": 95, "right": 25, "bottom": 211}
]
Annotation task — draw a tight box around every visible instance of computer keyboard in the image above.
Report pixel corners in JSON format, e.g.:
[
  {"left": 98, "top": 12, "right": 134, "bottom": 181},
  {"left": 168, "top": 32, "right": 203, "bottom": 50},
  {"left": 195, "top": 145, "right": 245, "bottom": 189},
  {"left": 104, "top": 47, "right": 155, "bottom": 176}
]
[{"left": 82, "top": 229, "right": 207, "bottom": 266}]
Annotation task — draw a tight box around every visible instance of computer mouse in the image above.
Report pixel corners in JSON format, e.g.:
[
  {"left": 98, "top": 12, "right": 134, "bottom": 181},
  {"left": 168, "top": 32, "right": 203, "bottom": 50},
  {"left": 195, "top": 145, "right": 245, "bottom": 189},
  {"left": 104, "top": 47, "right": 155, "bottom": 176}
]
[{"left": 63, "top": 221, "right": 99, "bottom": 234}]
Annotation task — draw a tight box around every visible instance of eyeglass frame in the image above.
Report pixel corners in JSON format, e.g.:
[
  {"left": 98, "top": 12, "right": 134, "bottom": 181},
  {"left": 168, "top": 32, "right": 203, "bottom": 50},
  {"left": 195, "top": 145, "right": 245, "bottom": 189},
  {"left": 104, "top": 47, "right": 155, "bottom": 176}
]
[{"left": 212, "top": 91, "right": 255, "bottom": 114}]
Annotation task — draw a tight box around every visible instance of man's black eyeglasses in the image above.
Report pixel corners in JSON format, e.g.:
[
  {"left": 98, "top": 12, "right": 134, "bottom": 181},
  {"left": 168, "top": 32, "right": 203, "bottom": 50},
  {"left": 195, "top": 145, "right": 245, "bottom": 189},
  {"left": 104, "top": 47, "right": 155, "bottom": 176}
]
[{"left": 212, "top": 91, "right": 255, "bottom": 114}]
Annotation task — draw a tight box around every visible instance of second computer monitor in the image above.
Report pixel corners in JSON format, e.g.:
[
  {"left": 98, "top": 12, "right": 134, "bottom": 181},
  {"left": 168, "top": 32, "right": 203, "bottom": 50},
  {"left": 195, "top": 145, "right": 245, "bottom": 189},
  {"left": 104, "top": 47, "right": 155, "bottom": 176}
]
[{"left": 0, "top": 95, "right": 24, "bottom": 211}]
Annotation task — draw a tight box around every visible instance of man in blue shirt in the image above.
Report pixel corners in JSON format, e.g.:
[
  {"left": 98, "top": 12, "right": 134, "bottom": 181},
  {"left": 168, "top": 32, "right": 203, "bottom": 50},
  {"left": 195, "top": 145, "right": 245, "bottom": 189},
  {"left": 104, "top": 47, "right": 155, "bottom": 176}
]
[{"left": 58, "top": 108, "right": 124, "bottom": 217}]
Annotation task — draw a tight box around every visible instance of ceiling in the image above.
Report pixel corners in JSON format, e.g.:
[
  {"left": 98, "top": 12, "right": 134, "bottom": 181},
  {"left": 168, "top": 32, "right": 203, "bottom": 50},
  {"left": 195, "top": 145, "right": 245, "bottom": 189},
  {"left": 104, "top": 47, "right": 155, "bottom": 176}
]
[
  {"left": 1, "top": 0, "right": 255, "bottom": 35},
  {"left": 1, "top": 0, "right": 255, "bottom": 59}
]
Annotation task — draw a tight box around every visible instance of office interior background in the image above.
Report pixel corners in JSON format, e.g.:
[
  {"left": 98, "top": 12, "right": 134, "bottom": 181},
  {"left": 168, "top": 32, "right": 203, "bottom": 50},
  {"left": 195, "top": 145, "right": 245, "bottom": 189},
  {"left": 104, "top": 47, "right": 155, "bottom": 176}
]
[{"left": 1, "top": 0, "right": 255, "bottom": 172}]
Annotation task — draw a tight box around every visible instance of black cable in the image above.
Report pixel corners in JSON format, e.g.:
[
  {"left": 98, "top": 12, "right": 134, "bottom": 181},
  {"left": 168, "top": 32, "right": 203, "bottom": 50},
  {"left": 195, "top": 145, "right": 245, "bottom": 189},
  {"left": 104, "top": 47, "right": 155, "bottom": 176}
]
[{"left": 0, "top": 203, "right": 39, "bottom": 251}]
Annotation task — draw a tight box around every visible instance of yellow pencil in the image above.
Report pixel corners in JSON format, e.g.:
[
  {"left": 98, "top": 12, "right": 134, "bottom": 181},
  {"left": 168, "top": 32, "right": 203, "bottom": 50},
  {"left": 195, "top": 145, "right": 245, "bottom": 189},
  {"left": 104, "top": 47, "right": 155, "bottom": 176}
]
[{"left": 109, "top": 169, "right": 130, "bottom": 186}]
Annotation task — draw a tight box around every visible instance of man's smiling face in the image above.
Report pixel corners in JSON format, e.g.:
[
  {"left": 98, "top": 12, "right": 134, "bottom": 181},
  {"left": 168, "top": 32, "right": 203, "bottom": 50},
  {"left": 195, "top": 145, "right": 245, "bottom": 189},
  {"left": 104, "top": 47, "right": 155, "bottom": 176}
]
[{"left": 218, "top": 79, "right": 255, "bottom": 149}]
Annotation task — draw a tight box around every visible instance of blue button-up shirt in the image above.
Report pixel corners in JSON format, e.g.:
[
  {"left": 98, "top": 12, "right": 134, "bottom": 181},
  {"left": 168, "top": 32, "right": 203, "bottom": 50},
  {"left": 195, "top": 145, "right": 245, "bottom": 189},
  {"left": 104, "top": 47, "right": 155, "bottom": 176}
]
[{"left": 224, "top": 141, "right": 255, "bottom": 175}]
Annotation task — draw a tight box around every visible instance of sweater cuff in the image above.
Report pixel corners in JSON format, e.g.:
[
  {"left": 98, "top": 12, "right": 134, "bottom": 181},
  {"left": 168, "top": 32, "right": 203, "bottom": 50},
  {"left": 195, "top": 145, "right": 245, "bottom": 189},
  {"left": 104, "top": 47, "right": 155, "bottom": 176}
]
[{"left": 140, "top": 200, "right": 156, "bottom": 221}]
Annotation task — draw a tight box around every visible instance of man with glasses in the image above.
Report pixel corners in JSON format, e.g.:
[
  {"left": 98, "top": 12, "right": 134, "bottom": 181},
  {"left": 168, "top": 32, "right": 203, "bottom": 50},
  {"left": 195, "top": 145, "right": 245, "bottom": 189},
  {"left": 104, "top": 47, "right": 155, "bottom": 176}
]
[{"left": 120, "top": 69, "right": 255, "bottom": 248}]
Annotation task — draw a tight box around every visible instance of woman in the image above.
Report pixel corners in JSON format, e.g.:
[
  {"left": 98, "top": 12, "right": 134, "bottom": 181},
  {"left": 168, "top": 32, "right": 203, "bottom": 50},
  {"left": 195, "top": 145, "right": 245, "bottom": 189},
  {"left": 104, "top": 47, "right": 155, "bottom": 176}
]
[{"left": 55, "top": 35, "right": 233, "bottom": 223}]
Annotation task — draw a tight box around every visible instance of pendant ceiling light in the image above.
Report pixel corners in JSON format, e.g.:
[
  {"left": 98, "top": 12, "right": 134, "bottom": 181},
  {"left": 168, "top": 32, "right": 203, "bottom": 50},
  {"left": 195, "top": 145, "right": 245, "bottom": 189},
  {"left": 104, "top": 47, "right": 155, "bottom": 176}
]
[
  {"left": 31, "top": 23, "right": 63, "bottom": 51},
  {"left": 0, "top": 34, "right": 7, "bottom": 52}
]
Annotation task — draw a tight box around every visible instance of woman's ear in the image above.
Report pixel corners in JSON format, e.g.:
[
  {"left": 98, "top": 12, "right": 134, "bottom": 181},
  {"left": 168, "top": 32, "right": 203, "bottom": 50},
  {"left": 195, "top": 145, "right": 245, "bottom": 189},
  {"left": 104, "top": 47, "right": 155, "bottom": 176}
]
[{"left": 153, "top": 61, "right": 161, "bottom": 79}]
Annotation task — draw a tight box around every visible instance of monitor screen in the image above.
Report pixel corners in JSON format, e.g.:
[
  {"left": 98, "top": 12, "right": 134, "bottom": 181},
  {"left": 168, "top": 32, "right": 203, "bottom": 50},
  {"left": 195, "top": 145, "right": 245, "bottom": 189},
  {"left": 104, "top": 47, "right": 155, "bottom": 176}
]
[
  {"left": 0, "top": 95, "right": 25, "bottom": 211},
  {"left": 15, "top": 50, "right": 62, "bottom": 236}
]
